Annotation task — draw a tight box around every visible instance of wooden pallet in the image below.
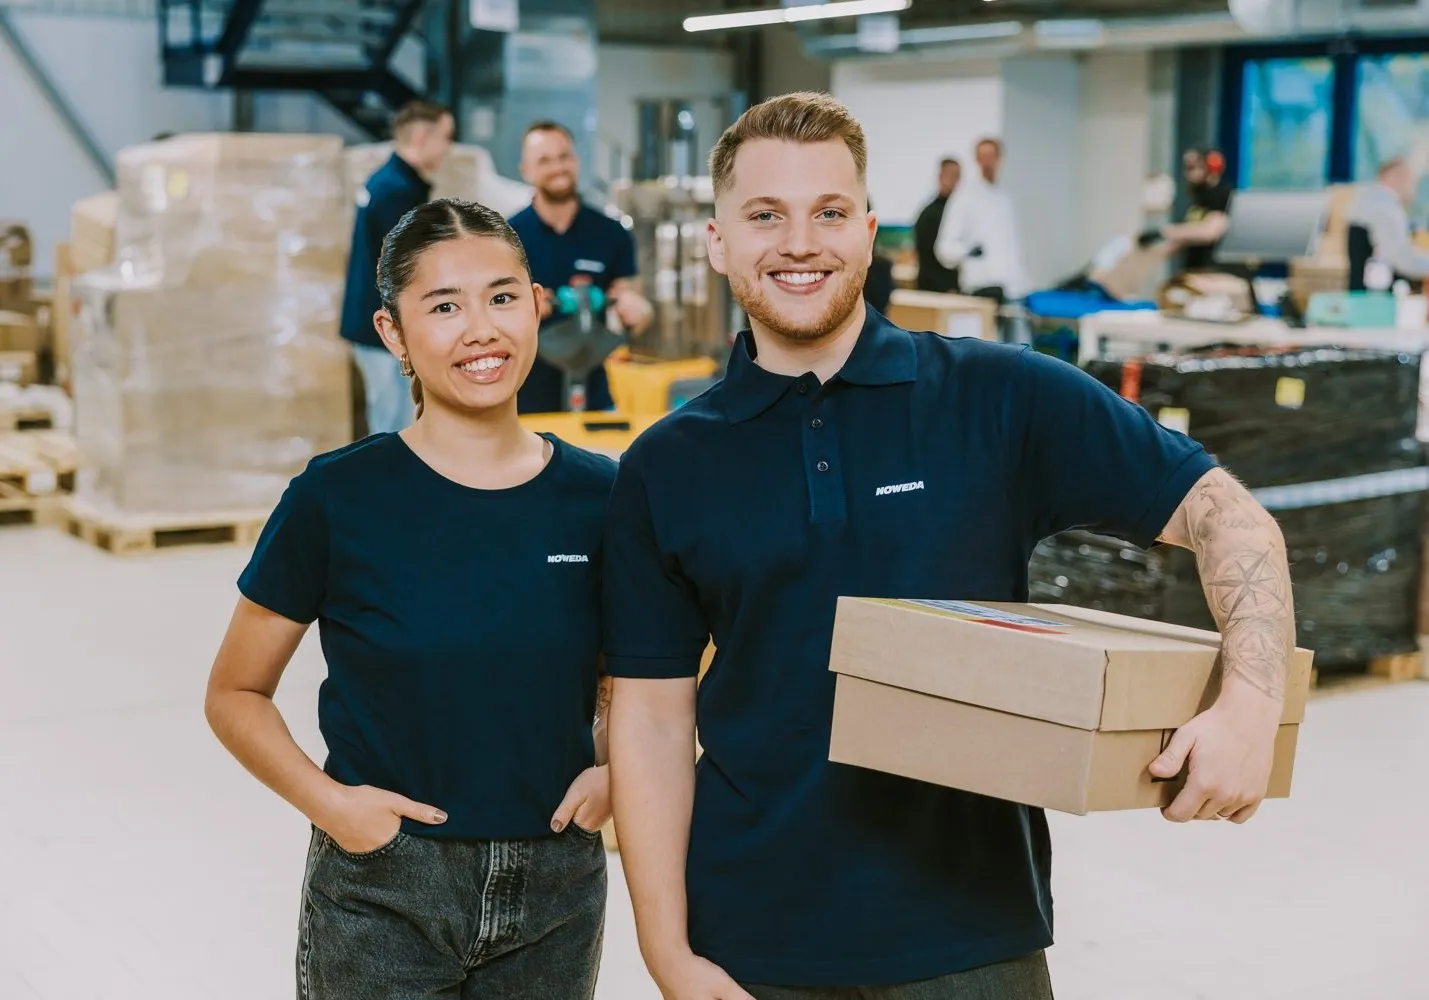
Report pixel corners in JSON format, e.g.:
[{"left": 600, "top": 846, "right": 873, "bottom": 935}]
[
  {"left": 0, "top": 480, "right": 60, "bottom": 527},
  {"left": 0, "top": 431, "right": 77, "bottom": 527},
  {"left": 1310, "top": 646, "right": 1428, "bottom": 699},
  {"left": 58, "top": 498, "right": 270, "bottom": 555},
  {"left": 0, "top": 405, "right": 54, "bottom": 432}
]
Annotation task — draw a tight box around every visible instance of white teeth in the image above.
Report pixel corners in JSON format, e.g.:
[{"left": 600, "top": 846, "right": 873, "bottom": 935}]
[
  {"left": 459, "top": 356, "right": 507, "bottom": 373},
  {"left": 774, "top": 272, "right": 826, "bottom": 286}
]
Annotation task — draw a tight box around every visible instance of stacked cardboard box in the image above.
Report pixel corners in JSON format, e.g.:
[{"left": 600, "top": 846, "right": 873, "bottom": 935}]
[
  {"left": 1, "top": 223, "right": 33, "bottom": 316},
  {"left": 70, "top": 133, "right": 352, "bottom": 515},
  {"left": 1029, "top": 348, "right": 1427, "bottom": 671}
]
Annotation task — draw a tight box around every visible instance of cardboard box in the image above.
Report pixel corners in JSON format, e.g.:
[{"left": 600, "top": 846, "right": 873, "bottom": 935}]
[
  {"left": 828, "top": 599, "right": 1313, "bottom": 815},
  {"left": 0, "top": 311, "right": 40, "bottom": 354},
  {"left": 0, "top": 350, "right": 38, "bottom": 386},
  {"left": 69, "top": 193, "right": 118, "bottom": 273},
  {"left": 886, "top": 289, "right": 998, "bottom": 341}
]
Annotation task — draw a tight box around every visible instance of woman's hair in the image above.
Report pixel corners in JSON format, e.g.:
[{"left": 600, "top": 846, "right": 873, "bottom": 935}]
[{"left": 375, "top": 198, "right": 531, "bottom": 418}]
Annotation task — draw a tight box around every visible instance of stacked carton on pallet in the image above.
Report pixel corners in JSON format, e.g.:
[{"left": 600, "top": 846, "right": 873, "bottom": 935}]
[{"left": 69, "top": 133, "right": 352, "bottom": 524}]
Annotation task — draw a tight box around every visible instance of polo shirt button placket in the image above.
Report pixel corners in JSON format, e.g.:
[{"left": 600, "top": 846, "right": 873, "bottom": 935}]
[
  {"left": 816, "top": 460, "right": 830, "bottom": 473},
  {"left": 810, "top": 417, "right": 823, "bottom": 430}
]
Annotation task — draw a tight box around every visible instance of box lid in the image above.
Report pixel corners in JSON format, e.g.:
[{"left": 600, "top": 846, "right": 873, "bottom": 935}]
[{"left": 827, "top": 597, "right": 1312, "bottom": 732}]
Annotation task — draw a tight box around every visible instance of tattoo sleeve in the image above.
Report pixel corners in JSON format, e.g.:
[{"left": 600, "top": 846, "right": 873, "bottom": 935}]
[
  {"left": 593, "top": 661, "right": 613, "bottom": 767},
  {"left": 1160, "top": 469, "right": 1295, "bottom": 702}
]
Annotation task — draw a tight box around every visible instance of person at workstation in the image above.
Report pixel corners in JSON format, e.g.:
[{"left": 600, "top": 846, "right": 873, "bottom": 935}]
[
  {"left": 1162, "top": 148, "right": 1233, "bottom": 271},
  {"left": 934, "top": 138, "right": 1027, "bottom": 306},
  {"left": 340, "top": 100, "right": 455, "bottom": 435},
  {"left": 914, "top": 157, "right": 962, "bottom": 293},
  {"left": 509, "top": 120, "right": 654, "bottom": 414},
  {"left": 1348, "top": 157, "right": 1429, "bottom": 283}
]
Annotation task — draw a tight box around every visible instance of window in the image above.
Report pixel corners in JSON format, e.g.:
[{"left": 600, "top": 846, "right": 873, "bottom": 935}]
[
  {"left": 1238, "top": 57, "right": 1334, "bottom": 190},
  {"left": 1355, "top": 53, "right": 1429, "bottom": 223}
]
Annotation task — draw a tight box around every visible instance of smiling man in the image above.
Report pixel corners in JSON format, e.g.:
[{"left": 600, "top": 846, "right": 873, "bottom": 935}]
[{"left": 602, "top": 93, "right": 1295, "bottom": 1000}]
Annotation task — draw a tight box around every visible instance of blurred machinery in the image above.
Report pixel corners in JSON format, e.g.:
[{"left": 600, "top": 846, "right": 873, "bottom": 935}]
[{"left": 607, "top": 99, "right": 740, "bottom": 369}]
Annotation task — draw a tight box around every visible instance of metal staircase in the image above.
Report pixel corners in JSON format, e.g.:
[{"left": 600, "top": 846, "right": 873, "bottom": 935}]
[{"left": 159, "top": 0, "right": 426, "bottom": 138}]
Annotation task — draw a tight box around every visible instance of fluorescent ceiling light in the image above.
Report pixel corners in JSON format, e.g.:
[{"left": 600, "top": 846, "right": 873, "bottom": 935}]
[
  {"left": 803, "top": 20, "right": 1022, "bottom": 52},
  {"left": 684, "top": 0, "right": 911, "bottom": 33}
]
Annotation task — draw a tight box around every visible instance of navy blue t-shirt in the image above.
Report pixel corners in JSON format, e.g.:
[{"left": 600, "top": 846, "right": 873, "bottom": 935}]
[
  {"left": 238, "top": 432, "right": 616, "bottom": 840},
  {"left": 508, "top": 203, "right": 638, "bottom": 414},
  {"left": 340, "top": 154, "right": 432, "bottom": 348},
  {"left": 603, "top": 308, "right": 1216, "bottom": 987}
]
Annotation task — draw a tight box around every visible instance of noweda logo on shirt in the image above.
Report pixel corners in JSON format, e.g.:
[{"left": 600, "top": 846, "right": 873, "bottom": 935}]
[
  {"left": 875, "top": 481, "right": 925, "bottom": 497},
  {"left": 548, "top": 554, "right": 590, "bottom": 564}
]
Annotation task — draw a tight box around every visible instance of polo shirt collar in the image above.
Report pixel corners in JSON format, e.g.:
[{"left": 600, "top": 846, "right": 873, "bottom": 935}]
[
  {"left": 389, "top": 153, "right": 431, "bottom": 194},
  {"left": 722, "top": 306, "right": 918, "bottom": 423}
]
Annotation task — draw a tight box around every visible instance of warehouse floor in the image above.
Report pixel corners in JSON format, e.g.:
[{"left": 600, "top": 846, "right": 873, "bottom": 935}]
[{"left": 1, "top": 526, "right": 1426, "bottom": 1000}]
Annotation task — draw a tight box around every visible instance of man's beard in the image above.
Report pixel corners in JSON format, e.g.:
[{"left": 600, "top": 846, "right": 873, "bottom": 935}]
[
  {"left": 540, "top": 178, "right": 578, "bottom": 204},
  {"left": 729, "top": 264, "right": 867, "bottom": 343}
]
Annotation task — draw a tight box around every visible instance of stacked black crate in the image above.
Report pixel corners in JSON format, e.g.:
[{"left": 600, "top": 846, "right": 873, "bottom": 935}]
[{"left": 1029, "top": 348, "right": 1427, "bottom": 673}]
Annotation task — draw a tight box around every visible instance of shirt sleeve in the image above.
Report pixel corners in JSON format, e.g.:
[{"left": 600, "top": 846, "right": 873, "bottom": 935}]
[
  {"left": 1015, "top": 348, "right": 1216, "bottom": 548},
  {"left": 934, "top": 192, "right": 972, "bottom": 269},
  {"left": 237, "top": 467, "right": 329, "bottom": 624},
  {"left": 602, "top": 450, "right": 710, "bottom": 678},
  {"left": 365, "top": 188, "right": 422, "bottom": 262}
]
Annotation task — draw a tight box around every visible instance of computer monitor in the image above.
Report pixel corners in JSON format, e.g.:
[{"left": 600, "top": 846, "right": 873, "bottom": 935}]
[{"left": 1214, "top": 189, "right": 1330, "bottom": 264}]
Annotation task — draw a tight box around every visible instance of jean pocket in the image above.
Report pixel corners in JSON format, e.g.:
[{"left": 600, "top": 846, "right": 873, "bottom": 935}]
[
  {"left": 325, "top": 829, "right": 408, "bottom": 861},
  {"left": 568, "top": 822, "right": 604, "bottom": 842}
]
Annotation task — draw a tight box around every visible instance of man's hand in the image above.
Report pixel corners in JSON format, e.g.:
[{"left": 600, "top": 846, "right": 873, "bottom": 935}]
[
  {"left": 613, "top": 289, "right": 654, "bottom": 333},
  {"left": 551, "top": 765, "right": 610, "bottom": 835},
  {"left": 650, "top": 950, "right": 756, "bottom": 1000},
  {"left": 318, "top": 784, "right": 447, "bottom": 854},
  {"left": 1149, "top": 674, "right": 1282, "bottom": 823}
]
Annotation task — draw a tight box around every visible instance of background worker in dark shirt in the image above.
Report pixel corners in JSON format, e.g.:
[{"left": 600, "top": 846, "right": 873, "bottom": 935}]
[
  {"left": 914, "top": 157, "right": 962, "bottom": 292},
  {"left": 1163, "top": 148, "right": 1233, "bottom": 271},
  {"left": 340, "top": 100, "right": 454, "bottom": 435},
  {"left": 509, "top": 121, "right": 653, "bottom": 414}
]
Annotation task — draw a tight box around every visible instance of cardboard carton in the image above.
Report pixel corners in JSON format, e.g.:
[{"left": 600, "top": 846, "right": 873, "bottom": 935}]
[
  {"left": 886, "top": 290, "right": 998, "bottom": 341},
  {"left": 0, "top": 311, "right": 40, "bottom": 354},
  {"left": 828, "top": 598, "right": 1313, "bottom": 815}
]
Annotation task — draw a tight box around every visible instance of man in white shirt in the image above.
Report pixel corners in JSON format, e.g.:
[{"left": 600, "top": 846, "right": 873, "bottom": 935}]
[
  {"left": 934, "top": 137, "right": 1028, "bottom": 303},
  {"left": 1349, "top": 157, "right": 1429, "bottom": 282}
]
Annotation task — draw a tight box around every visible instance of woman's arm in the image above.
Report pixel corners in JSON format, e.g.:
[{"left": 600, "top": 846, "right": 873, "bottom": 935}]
[
  {"left": 205, "top": 597, "right": 446, "bottom": 851},
  {"left": 594, "top": 657, "right": 613, "bottom": 767}
]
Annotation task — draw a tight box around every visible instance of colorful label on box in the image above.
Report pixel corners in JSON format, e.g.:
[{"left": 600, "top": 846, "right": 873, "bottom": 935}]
[
  {"left": 1274, "top": 377, "right": 1306, "bottom": 409},
  {"left": 897, "top": 599, "right": 1071, "bottom": 633}
]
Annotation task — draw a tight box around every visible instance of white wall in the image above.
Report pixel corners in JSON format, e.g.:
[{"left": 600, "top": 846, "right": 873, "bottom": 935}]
[
  {"left": 832, "top": 58, "right": 1005, "bottom": 228},
  {"left": 594, "top": 43, "right": 736, "bottom": 181},
  {"left": 1001, "top": 54, "right": 1083, "bottom": 287},
  {"left": 1075, "top": 51, "right": 1152, "bottom": 264},
  {"left": 832, "top": 48, "right": 1161, "bottom": 291}
]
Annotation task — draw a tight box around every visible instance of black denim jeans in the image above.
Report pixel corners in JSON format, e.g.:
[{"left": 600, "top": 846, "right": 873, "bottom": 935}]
[
  {"left": 297, "top": 824, "right": 607, "bottom": 999},
  {"left": 743, "top": 951, "right": 1055, "bottom": 1000}
]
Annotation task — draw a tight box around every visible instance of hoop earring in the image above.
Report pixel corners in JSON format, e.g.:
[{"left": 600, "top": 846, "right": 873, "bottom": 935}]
[{"left": 399, "top": 355, "right": 415, "bottom": 378}]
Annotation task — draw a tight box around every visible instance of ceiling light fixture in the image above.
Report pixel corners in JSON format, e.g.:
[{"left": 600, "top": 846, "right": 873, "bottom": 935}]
[{"left": 683, "top": 0, "right": 912, "bottom": 33}]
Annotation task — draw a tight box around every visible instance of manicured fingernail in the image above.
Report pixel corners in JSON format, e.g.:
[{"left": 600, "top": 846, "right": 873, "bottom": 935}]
[
  {"left": 434, "top": 810, "right": 448, "bottom": 823},
  {"left": 551, "top": 820, "right": 564, "bottom": 832}
]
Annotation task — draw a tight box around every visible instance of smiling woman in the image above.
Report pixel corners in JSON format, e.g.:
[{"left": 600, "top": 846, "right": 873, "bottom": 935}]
[{"left": 202, "top": 199, "right": 620, "bottom": 999}]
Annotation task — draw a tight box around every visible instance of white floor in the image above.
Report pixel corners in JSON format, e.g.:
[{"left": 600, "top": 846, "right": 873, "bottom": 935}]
[{"left": 1, "top": 525, "right": 1426, "bottom": 1000}]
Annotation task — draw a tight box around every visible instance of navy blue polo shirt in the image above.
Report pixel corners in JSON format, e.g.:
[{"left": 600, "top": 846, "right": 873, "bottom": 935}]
[
  {"left": 238, "top": 432, "right": 615, "bottom": 840},
  {"left": 603, "top": 308, "right": 1215, "bottom": 987},
  {"left": 340, "top": 154, "right": 432, "bottom": 348},
  {"left": 508, "top": 203, "right": 637, "bottom": 413}
]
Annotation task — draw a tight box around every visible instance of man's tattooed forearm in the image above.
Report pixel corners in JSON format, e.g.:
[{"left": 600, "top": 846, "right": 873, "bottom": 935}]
[{"left": 1183, "top": 476, "right": 1294, "bottom": 701}]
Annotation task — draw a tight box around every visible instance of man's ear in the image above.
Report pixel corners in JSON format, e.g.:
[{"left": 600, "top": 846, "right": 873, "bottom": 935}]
[
  {"left": 374, "top": 309, "right": 405, "bottom": 359},
  {"left": 866, "top": 209, "right": 879, "bottom": 267},
  {"left": 707, "top": 219, "right": 727, "bottom": 276}
]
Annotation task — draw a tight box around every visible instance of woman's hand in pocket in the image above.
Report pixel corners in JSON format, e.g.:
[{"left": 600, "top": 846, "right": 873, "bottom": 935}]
[
  {"left": 551, "top": 765, "right": 610, "bottom": 835},
  {"left": 320, "top": 784, "right": 447, "bottom": 854}
]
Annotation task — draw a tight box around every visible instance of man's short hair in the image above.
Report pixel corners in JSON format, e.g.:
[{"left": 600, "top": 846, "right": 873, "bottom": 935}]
[
  {"left": 393, "top": 100, "right": 450, "bottom": 137},
  {"left": 709, "top": 92, "right": 867, "bottom": 198},
  {"left": 524, "top": 120, "right": 574, "bottom": 143},
  {"left": 975, "top": 137, "right": 1003, "bottom": 155},
  {"left": 940, "top": 157, "right": 960, "bottom": 169}
]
